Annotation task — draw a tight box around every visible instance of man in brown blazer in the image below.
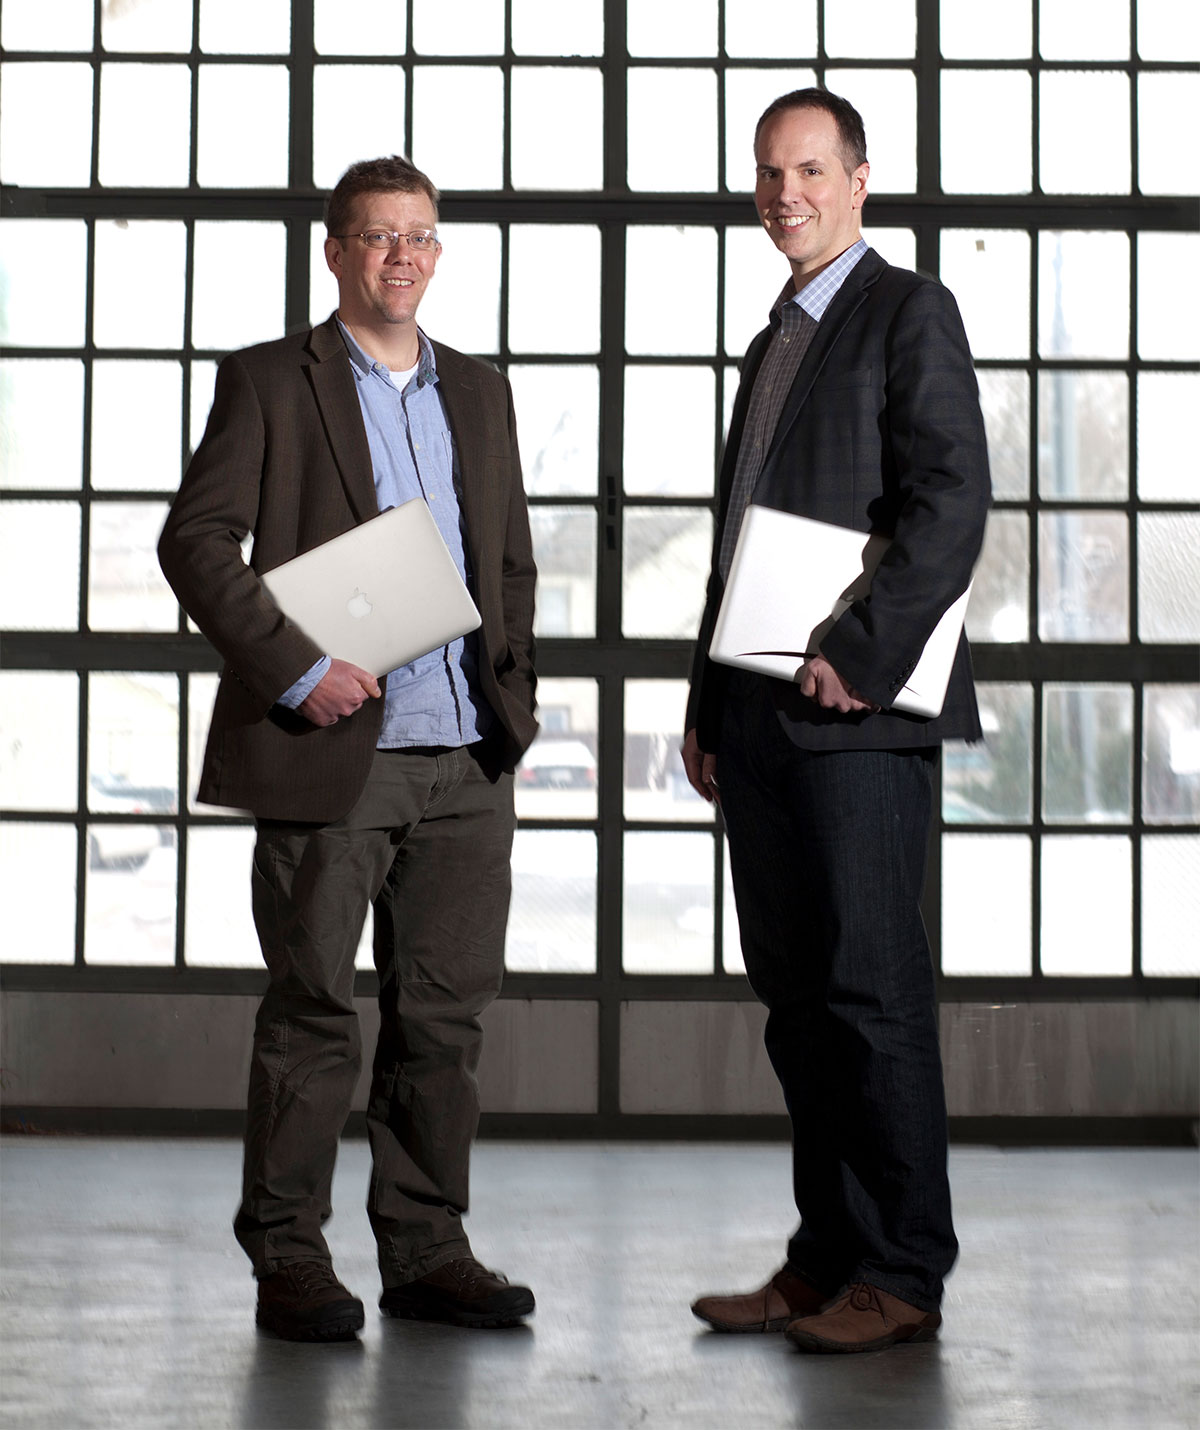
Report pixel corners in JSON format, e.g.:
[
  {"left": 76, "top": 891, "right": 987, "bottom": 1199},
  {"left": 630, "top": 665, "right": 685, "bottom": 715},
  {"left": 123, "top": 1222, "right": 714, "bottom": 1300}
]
[{"left": 159, "top": 156, "right": 538, "bottom": 1341}]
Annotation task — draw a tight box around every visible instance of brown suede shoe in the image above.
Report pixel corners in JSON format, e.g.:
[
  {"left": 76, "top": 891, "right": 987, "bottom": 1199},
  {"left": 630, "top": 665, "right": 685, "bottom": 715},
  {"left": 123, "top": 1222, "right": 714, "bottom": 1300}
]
[
  {"left": 256, "top": 1261, "right": 365, "bottom": 1342},
  {"left": 379, "top": 1256, "right": 535, "bottom": 1329},
  {"left": 691, "top": 1265, "right": 829, "bottom": 1333},
  {"left": 785, "top": 1281, "right": 941, "bottom": 1353}
]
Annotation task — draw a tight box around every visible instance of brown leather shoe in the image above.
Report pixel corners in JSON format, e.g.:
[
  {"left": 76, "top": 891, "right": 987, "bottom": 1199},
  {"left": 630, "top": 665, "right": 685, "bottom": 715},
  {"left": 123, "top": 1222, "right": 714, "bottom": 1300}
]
[
  {"left": 785, "top": 1281, "right": 941, "bottom": 1353},
  {"left": 256, "top": 1261, "right": 365, "bottom": 1342},
  {"left": 379, "top": 1256, "right": 534, "bottom": 1328},
  {"left": 691, "top": 1265, "right": 829, "bottom": 1333}
]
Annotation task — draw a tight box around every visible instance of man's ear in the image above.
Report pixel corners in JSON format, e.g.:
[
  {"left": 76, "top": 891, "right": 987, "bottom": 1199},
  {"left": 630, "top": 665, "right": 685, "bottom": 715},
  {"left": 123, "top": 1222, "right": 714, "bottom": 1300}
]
[{"left": 324, "top": 235, "right": 343, "bottom": 279}]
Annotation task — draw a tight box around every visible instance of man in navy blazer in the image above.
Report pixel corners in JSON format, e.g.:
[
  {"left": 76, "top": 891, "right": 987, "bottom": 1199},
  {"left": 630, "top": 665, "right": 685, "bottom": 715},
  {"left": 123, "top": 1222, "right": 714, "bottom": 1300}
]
[
  {"left": 683, "top": 90, "right": 990, "bottom": 1353},
  {"left": 160, "top": 157, "right": 538, "bottom": 1342}
]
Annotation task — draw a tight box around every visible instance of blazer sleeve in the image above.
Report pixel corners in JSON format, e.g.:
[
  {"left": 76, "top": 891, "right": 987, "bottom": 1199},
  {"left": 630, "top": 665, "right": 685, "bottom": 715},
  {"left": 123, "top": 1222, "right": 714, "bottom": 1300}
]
[
  {"left": 819, "top": 280, "right": 991, "bottom": 708},
  {"left": 157, "top": 352, "right": 325, "bottom": 716},
  {"left": 496, "top": 375, "right": 538, "bottom": 727}
]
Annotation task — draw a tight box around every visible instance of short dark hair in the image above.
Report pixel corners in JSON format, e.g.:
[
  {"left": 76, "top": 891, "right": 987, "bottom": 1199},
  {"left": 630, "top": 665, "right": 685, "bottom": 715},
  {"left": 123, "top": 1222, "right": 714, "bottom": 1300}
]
[
  {"left": 753, "top": 88, "right": 868, "bottom": 174},
  {"left": 325, "top": 155, "right": 441, "bottom": 237}
]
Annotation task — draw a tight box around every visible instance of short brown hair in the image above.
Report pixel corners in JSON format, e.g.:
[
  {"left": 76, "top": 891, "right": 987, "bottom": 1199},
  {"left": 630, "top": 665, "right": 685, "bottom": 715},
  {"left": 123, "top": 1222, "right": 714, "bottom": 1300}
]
[
  {"left": 325, "top": 155, "right": 440, "bottom": 237},
  {"left": 754, "top": 88, "right": 868, "bottom": 174}
]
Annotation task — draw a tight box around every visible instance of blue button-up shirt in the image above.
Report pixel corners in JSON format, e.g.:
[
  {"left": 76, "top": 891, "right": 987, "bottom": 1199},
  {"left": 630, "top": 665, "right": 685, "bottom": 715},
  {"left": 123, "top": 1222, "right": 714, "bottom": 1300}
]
[{"left": 277, "top": 323, "right": 492, "bottom": 748}]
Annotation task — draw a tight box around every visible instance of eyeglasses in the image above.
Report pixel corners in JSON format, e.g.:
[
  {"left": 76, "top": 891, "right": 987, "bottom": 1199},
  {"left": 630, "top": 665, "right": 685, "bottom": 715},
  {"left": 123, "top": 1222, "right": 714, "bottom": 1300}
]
[{"left": 333, "top": 229, "right": 440, "bottom": 252}]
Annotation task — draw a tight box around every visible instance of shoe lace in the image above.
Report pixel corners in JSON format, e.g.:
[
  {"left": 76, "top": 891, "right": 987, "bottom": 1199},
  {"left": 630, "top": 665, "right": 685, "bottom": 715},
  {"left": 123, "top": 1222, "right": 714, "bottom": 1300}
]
[
  {"left": 848, "top": 1282, "right": 885, "bottom": 1318},
  {"left": 291, "top": 1261, "right": 339, "bottom": 1294},
  {"left": 448, "top": 1256, "right": 507, "bottom": 1293}
]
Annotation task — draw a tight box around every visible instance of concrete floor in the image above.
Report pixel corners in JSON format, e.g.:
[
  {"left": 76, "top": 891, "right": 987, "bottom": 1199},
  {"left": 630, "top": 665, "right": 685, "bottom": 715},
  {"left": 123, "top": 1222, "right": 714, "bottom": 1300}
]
[{"left": 0, "top": 1139, "right": 1196, "bottom": 1430}]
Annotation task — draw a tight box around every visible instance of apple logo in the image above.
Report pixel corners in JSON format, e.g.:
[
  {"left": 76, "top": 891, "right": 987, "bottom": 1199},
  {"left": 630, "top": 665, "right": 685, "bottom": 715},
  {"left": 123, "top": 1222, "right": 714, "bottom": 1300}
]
[{"left": 347, "top": 587, "right": 372, "bottom": 620}]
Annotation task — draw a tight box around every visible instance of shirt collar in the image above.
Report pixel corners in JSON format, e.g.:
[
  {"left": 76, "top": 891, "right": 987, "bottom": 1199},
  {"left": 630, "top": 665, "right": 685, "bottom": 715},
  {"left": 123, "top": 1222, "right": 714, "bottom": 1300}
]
[
  {"left": 336, "top": 317, "right": 439, "bottom": 390},
  {"left": 771, "top": 237, "right": 870, "bottom": 325}
]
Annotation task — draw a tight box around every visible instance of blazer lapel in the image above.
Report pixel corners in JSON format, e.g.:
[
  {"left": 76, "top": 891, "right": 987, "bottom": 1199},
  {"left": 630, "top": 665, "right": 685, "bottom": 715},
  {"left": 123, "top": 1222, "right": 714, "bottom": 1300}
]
[
  {"left": 305, "top": 315, "right": 378, "bottom": 524},
  {"left": 761, "top": 248, "right": 886, "bottom": 470},
  {"left": 429, "top": 341, "right": 485, "bottom": 566}
]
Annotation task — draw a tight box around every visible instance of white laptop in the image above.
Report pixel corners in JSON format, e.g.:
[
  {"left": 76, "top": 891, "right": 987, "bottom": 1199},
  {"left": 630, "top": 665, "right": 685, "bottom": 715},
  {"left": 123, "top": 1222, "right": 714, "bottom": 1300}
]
[
  {"left": 709, "top": 504, "right": 972, "bottom": 719},
  {"left": 261, "top": 498, "right": 481, "bottom": 677}
]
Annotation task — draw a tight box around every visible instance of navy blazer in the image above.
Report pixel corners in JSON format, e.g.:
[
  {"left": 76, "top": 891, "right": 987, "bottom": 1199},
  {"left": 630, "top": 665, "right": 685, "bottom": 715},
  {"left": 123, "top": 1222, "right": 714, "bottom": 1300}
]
[
  {"left": 687, "top": 249, "right": 991, "bottom": 752},
  {"left": 159, "top": 315, "right": 538, "bottom": 822}
]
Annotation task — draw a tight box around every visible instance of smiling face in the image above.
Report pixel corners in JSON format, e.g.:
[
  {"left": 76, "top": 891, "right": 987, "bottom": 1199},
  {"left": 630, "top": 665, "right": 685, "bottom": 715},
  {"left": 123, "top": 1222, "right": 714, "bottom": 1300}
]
[
  {"left": 753, "top": 106, "right": 869, "bottom": 287},
  {"left": 324, "top": 188, "right": 440, "bottom": 353}
]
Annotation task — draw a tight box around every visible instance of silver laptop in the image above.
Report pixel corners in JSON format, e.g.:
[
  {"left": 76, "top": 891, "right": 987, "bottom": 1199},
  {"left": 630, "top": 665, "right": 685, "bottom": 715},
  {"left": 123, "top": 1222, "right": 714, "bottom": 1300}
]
[
  {"left": 261, "top": 499, "right": 481, "bottom": 677},
  {"left": 709, "top": 504, "right": 972, "bottom": 718}
]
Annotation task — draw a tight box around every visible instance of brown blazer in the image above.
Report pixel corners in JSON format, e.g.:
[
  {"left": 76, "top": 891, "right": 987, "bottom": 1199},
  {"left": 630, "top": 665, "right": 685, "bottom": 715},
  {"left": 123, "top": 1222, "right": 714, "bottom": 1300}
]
[{"left": 159, "top": 315, "right": 538, "bottom": 822}]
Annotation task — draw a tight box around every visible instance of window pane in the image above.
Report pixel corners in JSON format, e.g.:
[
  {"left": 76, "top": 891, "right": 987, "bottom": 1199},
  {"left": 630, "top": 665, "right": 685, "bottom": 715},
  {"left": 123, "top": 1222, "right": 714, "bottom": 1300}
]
[
  {"left": 413, "top": 0, "right": 503, "bottom": 54},
  {"left": 724, "top": 225, "right": 792, "bottom": 356},
  {"left": 1040, "top": 0, "right": 1128, "bottom": 59},
  {"left": 623, "top": 831, "right": 713, "bottom": 973},
  {"left": 1144, "top": 685, "right": 1200, "bottom": 825},
  {"left": 185, "top": 826, "right": 260, "bottom": 966},
  {"left": 1142, "top": 837, "right": 1200, "bottom": 976},
  {"left": 101, "top": 0, "right": 191, "bottom": 51},
  {"left": 824, "top": 69, "right": 916, "bottom": 192},
  {"left": 624, "top": 679, "right": 713, "bottom": 823},
  {"left": 1038, "top": 511, "right": 1129, "bottom": 643},
  {"left": 940, "top": 230, "right": 1030, "bottom": 360},
  {"left": 0, "top": 360, "right": 85, "bottom": 491},
  {"left": 198, "top": 65, "right": 289, "bottom": 186},
  {"left": 943, "top": 683, "right": 1033, "bottom": 824},
  {"left": 85, "top": 832, "right": 177, "bottom": 965},
  {"left": 0, "top": 62, "right": 93, "bottom": 186},
  {"left": 625, "top": 227, "right": 717, "bottom": 355},
  {"left": 187, "top": 672, "right": 220, "bottom": 812},
  {"left": 511, "top": 68, "right": 603, "bottom": 190},
  {"left": 91, "top": 362, "right": 183, "bottom": 492},
  {"left": 1038, "top": 231, "right": 1129, "bottom": 360},
  {"left": 1138, "top": 234, "right": 1200, "bottom": 361},
  {"left": 861, "top": 226, "right": 916, "bottom": 273},
  {"left": 512, "top": 0, "right": 603, "bottom": 56},
  {"left": 1137, "top": 373, "right": 1196, "bottom": 503},
  {"left": 1138, "top": 515, "right": 1200, "bottom": 644},
  {"left": 508, "top": 829, "right": 596, "bottom": 972},
  {"left": 200, "top": 0, "right": 290, "bottom": 53},
  {"left": 825, "top": 0, "right": 915, "bottom": 57},
  {"left": 416, "top": 223, "right": 501, "bottom": 355},
  {"left": 192, "top": 222, "right": 286, "bottom": 351},
  {"left": 941, "top": 834, "right": 1032, "bottom": 975},
  {"left": 315, "top": 0, "right": 405, "bottom": 55},
  {"left": 312, "top": 66, "right": 407, "bottom": 189},
  {"left": 507, "top": 365, "right": 598, "bottom": 496},
  {"left": 941, "top": 71, "right": 1031, "bottom": 194},
  {"left": 88, "top": 673, "right": 179, "bottom": 817},
  {"left": 0, "top": 500, "right": 80, "bottom": 630},
  {"left": 1040, "top": 72, "right": 1130, "bottom": 194},
  {"left": 1041, "top": 835, "right": 1131, "bottom": 975},
  {"left": 1042, "top": 683, "right": 1133, "bottom": 824},
  {"left": 1037, "top": 371, "right": 1128, "bottom": 500},
  {"left": 88, "top": 502, "right": 178, "bottom": 632},
  {"left": 514, "top": 678, "right": 598, "bottom": 820},
  {"left": 93, "top": 221, "right": 187, "bottom": 350},
  {"left": 0, "top": 220, "right": 87, "bottom": 348},
  {"left": 2, "top": 0, "right": 93, "bottom": 49},
  {"left": 965, "top": 510, "right": 1029, "bottom": 644},
  {"left": 627, "top": 0, "right": 716, "bottom": 56},
  {"left": 0, "top": 822, "right": 76, "bottom": 965},
  {"left": 721, "top": 836, "right": 744, "bottom": 974},
  {"left": 976, "top": 369, "right": 1030, "bottom": 500},
  {"left": 724, "top": 68, "right": 817, "bottom": 189},
  {"left": 0, "top": 671, "right": 79, "bottom": 812},
  {"left": 627, "top": 70, "right": 717, "bottom": 191},
  {"left": 1138, "top": 74, "right": 1200, "bottom": 196},
  {"left": 622, "top": 508, "right": 712, "bottom": 639},
  {"left": 99, "top": 64, "right": 191, "bottom": 187},
  {"left": 940, "top": 0, "right": 1031, "bottom": 58},
  {"left": 413, "top": 67, "right": 503, "bottom": 189},
  {"left": 508, "top": 226, "right": 601, "bottom": 353},
  {"left": 530, "top": 506, "right": 596, "bottom": 637},
  {"left": 1138, "top": 0, "right": 1200, "bottom": 60},
  {"left": 725, "top": 0, "right": 816, "bottom": 58},
  {"left": 190, "top": 361, "right": 219, "bottom": 457},
  {"left": 623, "top": 367, "right": 715, "bottom": 496}
]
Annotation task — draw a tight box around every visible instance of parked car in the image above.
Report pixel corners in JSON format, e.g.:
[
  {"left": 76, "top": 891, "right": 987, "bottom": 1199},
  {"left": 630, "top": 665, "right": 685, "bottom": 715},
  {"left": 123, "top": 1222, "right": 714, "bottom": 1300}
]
[
  {"left": 88, "top": 775, "right": 176, "bottom": 870},
  {"left": 516, "top": 739, "right": 597, "bottom": 790}
]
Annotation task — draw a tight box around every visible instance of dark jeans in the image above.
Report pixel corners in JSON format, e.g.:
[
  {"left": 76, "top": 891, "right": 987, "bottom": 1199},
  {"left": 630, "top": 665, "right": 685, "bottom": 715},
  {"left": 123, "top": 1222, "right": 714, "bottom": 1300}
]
[
  {"left": 718, "top": 672, "right": 957, "bottom": 1312},
  {"left": 234, "top": 743, "right": 516, "bottom": 1287}
]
